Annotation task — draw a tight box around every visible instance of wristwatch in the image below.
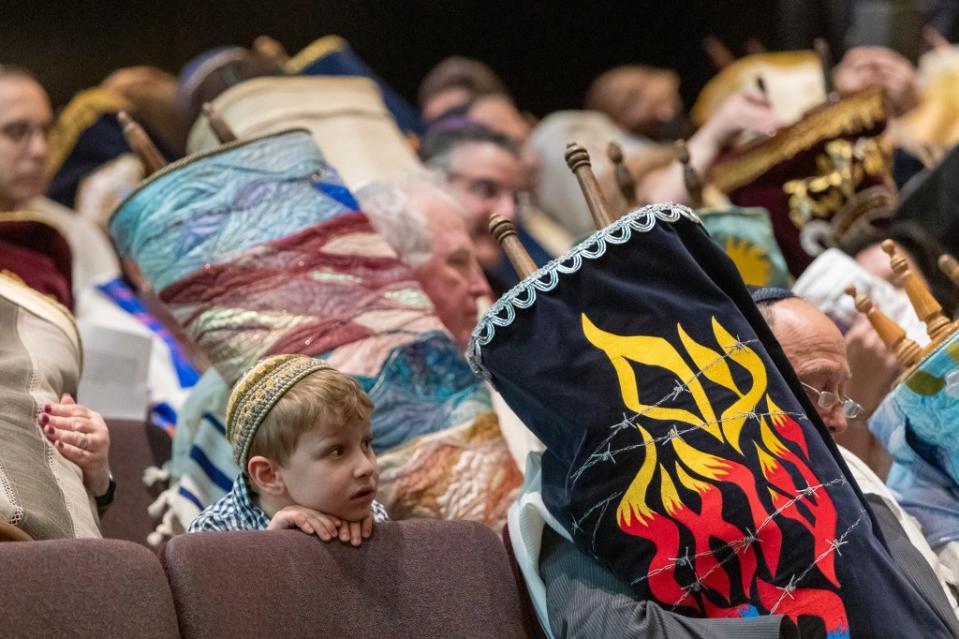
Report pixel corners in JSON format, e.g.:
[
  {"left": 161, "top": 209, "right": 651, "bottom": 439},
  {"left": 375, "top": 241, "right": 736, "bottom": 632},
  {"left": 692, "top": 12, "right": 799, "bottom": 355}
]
[{"left": 95, "top": 472, "right": 117, "bottom": 510}]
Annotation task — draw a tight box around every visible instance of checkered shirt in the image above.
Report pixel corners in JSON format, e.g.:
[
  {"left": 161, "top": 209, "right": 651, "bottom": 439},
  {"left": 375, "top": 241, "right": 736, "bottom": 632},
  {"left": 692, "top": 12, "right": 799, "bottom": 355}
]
[{"left": 189, "top": 474, "right": 389, "bottom": 532}]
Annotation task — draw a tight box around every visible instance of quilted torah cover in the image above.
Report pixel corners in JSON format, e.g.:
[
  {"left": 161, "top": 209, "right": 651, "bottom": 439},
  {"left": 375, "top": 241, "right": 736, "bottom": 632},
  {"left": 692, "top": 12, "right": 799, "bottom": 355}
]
[
  {"left": 110, "top": 129, "right": 520, "bottom": 524},
  {"left": 884, "top": 331, "right": 959, "bottom": 487},
  {"left": 468, "top": 204, "right": 950, "bottom": 638}
]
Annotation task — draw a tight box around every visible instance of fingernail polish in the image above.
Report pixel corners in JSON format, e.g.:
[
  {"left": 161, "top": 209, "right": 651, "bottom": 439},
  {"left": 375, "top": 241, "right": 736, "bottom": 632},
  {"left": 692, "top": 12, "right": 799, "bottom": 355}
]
[
  {"left": 45, "top": 426, "right": 54, "bottom": 435},
  {"left": 39, "top": 413, "right": 48, "bottom": 425},
  {"left": 43, "top": 404, "right": 51, "bottom": 413}
]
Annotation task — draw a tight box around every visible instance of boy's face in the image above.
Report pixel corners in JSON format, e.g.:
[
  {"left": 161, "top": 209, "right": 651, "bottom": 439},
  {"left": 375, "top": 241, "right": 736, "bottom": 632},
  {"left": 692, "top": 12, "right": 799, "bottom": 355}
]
[{"left": 276, "top": 418, "right": 379, "bottom": 522}]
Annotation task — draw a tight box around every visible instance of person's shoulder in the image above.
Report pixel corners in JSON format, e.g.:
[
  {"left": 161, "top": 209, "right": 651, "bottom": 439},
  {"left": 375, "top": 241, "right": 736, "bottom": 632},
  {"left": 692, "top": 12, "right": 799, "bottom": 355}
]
[
  {"left": 187, "top": 489, "right": 241, "bottom": 533},
  {"left": 187, "top": 476, "right": 261, "bottom": 533}
]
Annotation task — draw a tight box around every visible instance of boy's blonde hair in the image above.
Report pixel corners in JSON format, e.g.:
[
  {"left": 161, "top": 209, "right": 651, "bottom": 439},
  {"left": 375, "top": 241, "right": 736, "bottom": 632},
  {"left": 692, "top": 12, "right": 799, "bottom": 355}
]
[
  {"left": 248, "top": 368, "right": 373, "bottom": 466},
  {"left": 224, "top": 354, "right": 372, "bottom": 468}
]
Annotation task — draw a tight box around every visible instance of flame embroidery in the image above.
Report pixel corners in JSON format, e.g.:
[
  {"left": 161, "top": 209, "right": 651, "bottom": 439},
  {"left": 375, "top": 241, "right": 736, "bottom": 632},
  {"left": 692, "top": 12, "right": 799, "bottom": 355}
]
[{"left": 582, "top": 312, "right": 847, "bottom": 633}]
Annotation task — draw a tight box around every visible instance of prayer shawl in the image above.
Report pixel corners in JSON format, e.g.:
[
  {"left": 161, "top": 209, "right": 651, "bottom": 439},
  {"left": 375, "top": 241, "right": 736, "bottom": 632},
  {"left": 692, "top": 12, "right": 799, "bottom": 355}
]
[
  {"left": 0, "top": 272, "right": 100, "bottom": 539},
  {"left": 468, "top": 203, "right": 951, "bottom": 637},
  {"left": 110, "top": 129, "right": 520, "bottom": 526}
]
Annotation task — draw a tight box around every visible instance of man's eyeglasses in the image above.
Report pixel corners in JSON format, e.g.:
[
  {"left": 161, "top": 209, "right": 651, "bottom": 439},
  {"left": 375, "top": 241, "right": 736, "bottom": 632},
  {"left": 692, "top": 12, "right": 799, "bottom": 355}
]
[
  {"left": 801, "top": 382, "right": 864, "bottom": 419},
  {"left": 447, "top": 172, "right": 527, "bottom": 207}
]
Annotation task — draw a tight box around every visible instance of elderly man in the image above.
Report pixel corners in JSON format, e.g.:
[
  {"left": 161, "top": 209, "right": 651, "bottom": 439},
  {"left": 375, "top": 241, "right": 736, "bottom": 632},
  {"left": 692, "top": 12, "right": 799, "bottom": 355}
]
[
  {"left": 357, "top": 177, "right": 491, "bottom": 350},
  {"left": 358, "top": 177, "right": 542, "bottom": 469},
  {"left": 0, "top": 66, "right": 52, "bottom": 211},
  {"left": 514, "top": 287, "right": 958, "bottom": 639}
]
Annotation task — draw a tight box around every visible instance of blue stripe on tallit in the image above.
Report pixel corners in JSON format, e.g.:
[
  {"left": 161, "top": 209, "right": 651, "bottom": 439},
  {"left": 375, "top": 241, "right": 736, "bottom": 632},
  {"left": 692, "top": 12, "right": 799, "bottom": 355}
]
[
  {"left": 151, "top": 402, "right": 177, "bottom": 429},
  {"left": 178, "top": 485, "right": 205, "bottom": 511},
  {"left": 189, "top": 446, "right": 234, "bottom": 492},
  {"left": 96, "top": 277, "right": 200, "bottom": 389},
  {"left": 201, "top": 411, "right": 225, "bottom": 435}
]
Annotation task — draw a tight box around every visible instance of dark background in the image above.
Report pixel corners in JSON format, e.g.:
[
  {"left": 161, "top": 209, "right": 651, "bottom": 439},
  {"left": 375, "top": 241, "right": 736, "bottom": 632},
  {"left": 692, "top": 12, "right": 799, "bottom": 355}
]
[{"left": 3, "top": 0, "right": 780, "bottom": 115}]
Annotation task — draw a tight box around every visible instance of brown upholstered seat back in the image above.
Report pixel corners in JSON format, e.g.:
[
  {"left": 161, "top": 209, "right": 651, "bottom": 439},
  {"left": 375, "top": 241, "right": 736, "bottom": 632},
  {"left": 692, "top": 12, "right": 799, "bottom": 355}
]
[
  {"left": 163, "top": 520, "right": 530, "bottom": 639},
  {"left": 0, "top": 538, "right": 181, "bottom": 638}
]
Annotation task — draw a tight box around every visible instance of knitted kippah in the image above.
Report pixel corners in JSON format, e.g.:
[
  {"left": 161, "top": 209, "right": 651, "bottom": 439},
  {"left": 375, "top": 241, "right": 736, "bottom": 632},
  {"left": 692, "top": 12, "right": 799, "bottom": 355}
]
[
  {"left": 225, "top": 354, "right": 334, "bottom": 467},
  {"left": 748, "top": 286, "right": 796, "bottom": 306}
]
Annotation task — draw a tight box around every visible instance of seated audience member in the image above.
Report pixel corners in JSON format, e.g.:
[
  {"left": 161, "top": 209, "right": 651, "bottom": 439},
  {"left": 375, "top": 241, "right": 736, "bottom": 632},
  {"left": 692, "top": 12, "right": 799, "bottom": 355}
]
[
  {"left": 514, "top": 288, "right": 958, "bottom": 638},
  {"left": 419, "top": 122, "right": 550, "bottom": 293},
  {"left": 0, "top": 65, "right": 52, "bottom": 212},
  {"left": 358, "top": 178, "right": 543, "bottom": 469},
  {"left": 190, "top": 355, "right": 387, "bottom": 546},
  {"left": 418, "top": 56, "right": 508, "bottom": 123},
  {"left": 585, "top": 64, "right": 691, "bottom": 142},
  {"left": 357, "top": 177, "right": 491, "bottom": 350}
]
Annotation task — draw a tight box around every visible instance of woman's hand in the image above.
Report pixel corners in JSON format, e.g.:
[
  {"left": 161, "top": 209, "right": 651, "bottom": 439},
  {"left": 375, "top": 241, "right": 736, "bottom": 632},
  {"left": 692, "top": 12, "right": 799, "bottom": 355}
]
[{"left": 38, "top": 394, "right": 111, "bottom": 497}]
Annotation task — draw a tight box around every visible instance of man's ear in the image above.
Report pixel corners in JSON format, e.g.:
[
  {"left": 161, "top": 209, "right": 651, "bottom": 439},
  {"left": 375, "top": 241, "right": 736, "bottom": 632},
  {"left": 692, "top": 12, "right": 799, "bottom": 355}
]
[{"left": 247, "top": 455, "right": 285, "bottom": 496}]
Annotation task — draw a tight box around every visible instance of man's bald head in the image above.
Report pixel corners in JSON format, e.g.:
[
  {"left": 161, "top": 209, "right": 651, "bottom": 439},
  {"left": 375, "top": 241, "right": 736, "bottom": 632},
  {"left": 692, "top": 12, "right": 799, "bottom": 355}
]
[
  {"left": 0, "top": 68, "right": 52, "bottom": 211},
  {"left": 761, "top": 297, "right": 851, "bottom": 435}
]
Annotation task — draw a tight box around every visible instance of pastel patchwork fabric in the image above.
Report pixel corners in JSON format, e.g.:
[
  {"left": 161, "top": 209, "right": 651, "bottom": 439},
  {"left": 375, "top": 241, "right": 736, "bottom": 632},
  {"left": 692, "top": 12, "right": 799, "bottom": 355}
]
[
  {"left": 468, "top": 204, "right": 950, "bottom": 637},
  {"left": 110, "top": 129, "right": 520, "bottom": 525},
  {"left": 0, "top": 273, "right": 100, "bottom": 539}
]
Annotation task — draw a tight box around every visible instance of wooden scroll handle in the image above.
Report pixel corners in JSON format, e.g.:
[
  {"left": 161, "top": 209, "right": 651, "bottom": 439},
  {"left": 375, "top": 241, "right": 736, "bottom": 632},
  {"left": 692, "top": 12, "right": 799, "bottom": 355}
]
[
  {"left": 846, "top": 285, "right": 920, "bottom": 368},
  {"left": 607, "top": 141, "right": 637, "bottom": 208},
  {"left": 703, "top": 35, "right": 735, "bottom": 70},
  {"left": 814, "top": 38, "right": 837, "bottom": 101},
  {"left": 253, "top": 35, "right": 290, "bottom": 67},
  {"left": 939, "top": 254, "right": 959, "bottom": 291},
  {"left": 202, "top": 103, "right": 238, "bottom": 144},
  {"left": 673, "top": 140, "right": 703, "bottom": 207},
  {"left": 565, "top": 142, "right": 613, "bottom": 229},
  {"left": 117, "top": 111, "right": 167, "bottom": 176},
  {"left": 489, "top": 214, "right": 537, "bottom": 279},
  {"left": 883, "top": 240, "right": 952, "bottom": 342}
]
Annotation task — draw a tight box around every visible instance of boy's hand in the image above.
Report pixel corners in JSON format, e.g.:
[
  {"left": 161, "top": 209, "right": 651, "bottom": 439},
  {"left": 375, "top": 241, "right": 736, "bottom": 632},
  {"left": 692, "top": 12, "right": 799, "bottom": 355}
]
[
  {"left": 38, "top": 394, "right": 111, "bottom": 496},
  {"left": 338, "top": 513, "right": 374, "bottom": 547},
  {"left": 268, "top": 505, "right": 341, "bottom": 541}
]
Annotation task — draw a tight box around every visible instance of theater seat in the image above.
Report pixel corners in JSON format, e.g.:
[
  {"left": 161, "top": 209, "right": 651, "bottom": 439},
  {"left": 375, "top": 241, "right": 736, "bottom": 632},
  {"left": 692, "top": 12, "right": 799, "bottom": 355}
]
[
  {"left": 163, "top": 520, "right": 530, "bottom": 638},
  {"left": 0, "top": 538, "right": 180, "bottom": 638}
]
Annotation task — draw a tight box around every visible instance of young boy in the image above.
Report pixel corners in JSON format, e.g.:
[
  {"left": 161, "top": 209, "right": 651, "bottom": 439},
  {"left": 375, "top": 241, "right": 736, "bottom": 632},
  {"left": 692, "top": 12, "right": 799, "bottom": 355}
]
[{"left": 189, "top": 354, "right": 388, "bottom": 546}]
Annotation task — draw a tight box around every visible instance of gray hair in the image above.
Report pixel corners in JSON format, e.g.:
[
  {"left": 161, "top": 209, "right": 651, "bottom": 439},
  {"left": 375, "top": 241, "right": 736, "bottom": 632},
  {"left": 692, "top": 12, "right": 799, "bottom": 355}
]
[{"left": 357, "top": 172, "right": 463, "bottom": 270}]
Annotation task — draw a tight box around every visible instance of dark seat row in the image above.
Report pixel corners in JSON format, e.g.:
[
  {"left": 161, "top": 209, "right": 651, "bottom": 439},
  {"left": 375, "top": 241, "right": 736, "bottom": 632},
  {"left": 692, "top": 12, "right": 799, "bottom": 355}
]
[{"left": 2, "top": 520, "right": 535, "bottom": 639}]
